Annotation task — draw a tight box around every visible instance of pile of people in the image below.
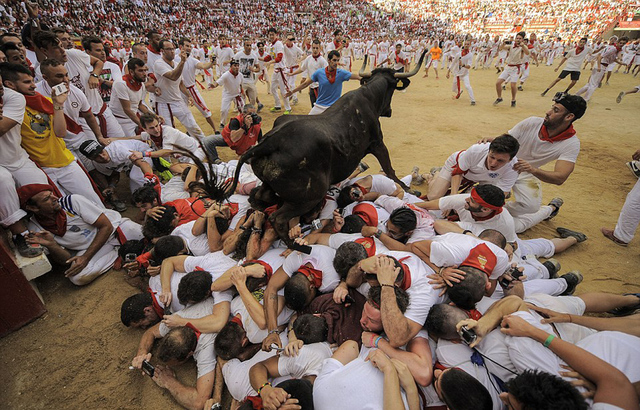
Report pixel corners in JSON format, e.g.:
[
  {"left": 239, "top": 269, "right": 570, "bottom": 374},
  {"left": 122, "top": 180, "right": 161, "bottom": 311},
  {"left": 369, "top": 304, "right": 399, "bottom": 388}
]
[{"left": 2, "top": 1, "right": 640, "bottom": 410}]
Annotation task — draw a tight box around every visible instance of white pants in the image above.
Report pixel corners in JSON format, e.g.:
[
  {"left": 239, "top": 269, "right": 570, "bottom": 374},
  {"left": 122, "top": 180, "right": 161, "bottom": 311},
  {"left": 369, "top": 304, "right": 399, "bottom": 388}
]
[
  {"left": 519, "top": 63, "right": 530, "bottom": 84},
  {"left": 614, "top": 177, "right": 640, "bottom": 243},
  {"left": 308, "top": 104, "right": 328, "bottom": 115},
  {"left": 220, "top": 93, "right": 245, "bottom": 125},
  {"left": 0, "top": 160, "right": 49, "bottom": 227},
  {"left": 154, "top": 101, "right": 205, "bottom": 139},
  {"left": 505, "top": 173, "right": 542, "bottom": 217},
  {"left": 516, "top": 237, "right": 556, "bottom": 280},
  {"left": 452, "top": 74, "right": 475, "bottom": 101},
  {"left": 97, "top": 108, "right": 126, "bottom": 139},
  {"left": 43, "top": 160, "right": 104, "bottom": 207},
  {"left": 498, "top": 65, "right": 521, "bottom": 83},
  {"left": 287, "top": 73, "right": 298, "bottom": 101},
  {"left": 271, "top": 69, "right": 291, "bottom": 111},
  {"left": 114, "top": 116, "right": 139, "bottom": 138},
  {"left": 575, "top": 68, "right": 606, "bottom": 101},
  {"left": 185, "top": 86, "right": 212, "bottom": 118},
  {"left": 513, "top": 205, "right": 553, "bottom": 233},
  {"left": 477, "top": 278, "right": 568, "bottom": 313},
  {"left": 128, "top": 158, "right": 154, "bottom": 193},
  {"left": 69, "top": 218, "right": 143, "bottom": 286},
  {"left": 243, "top": 82, "right": 258, "bottom": 106}
]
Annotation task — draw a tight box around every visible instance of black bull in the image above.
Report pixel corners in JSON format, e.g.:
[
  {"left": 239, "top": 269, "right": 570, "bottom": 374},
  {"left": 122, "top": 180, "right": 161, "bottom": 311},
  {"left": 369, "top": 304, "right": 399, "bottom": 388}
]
[{"left": 227, "top": 50, "right": 428, "bottom": 244}]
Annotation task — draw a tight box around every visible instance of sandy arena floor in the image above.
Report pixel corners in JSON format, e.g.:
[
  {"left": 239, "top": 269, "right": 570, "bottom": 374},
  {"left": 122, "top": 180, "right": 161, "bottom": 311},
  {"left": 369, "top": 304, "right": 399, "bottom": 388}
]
[{"left": 1, "top": 59, "right": 639, "bottom": 409}]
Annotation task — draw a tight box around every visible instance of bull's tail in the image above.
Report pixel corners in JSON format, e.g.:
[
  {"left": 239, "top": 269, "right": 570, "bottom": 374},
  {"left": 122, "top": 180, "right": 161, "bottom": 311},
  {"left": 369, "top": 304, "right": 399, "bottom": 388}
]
[{"left": 225, "top": 134, "right": 278, "bottom": 199}]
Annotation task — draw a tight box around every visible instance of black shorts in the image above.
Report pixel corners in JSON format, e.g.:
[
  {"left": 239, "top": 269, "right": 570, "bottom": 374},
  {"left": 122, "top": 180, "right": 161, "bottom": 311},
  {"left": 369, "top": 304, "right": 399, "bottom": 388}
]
[{"left": 558, "top": 70, "right": 580, "bottom": 81}]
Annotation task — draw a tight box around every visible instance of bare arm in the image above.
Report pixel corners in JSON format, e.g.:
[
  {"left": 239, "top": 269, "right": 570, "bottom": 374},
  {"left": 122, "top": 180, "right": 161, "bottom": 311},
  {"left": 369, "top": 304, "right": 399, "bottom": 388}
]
[
  {"left": 262, "top": 269, "right": 290, "bottom": 350},
  {"left": 376, "top": 335, "right": 433, "bottom": 386},
  {"left": 153, "top": 368, "right": 214, "bottom": 410},
  {"left": 516, "top": 159, "right": 575, "bottom": 185}
]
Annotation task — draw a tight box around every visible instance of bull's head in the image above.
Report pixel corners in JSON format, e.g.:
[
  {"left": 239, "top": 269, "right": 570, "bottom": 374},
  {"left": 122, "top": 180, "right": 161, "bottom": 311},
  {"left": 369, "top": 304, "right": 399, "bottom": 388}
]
[{"left": 358, "top": 50, "right": 426, "bottom": 117}]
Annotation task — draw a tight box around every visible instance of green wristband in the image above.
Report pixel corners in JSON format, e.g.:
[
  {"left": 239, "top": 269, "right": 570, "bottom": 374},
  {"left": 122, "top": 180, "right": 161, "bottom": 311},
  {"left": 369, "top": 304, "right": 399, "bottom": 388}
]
[{"left": 543, "top": 334, "right": 555, "bottom": 348}]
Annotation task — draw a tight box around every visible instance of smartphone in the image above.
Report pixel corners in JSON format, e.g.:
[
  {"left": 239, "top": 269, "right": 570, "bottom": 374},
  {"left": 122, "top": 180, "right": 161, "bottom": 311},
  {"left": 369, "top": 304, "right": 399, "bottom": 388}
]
[
  {"left": 344, "top": 294, "right": 356, "bottom": 305},
  {"left": 270, "top": 344, "right": 285, "bottom": 352},
  {"left": 52, "top": 82, "right": 68, "bottom": 96},
  {"left": 499, "top": 266, "right": 522, "bottom": 288},
  {"left": 459, "top": 325, "right": 477, "bottom": 345},
  {"left": 125, "top": 253, "right": 137, "bottom": 263},
  {"left": 141, "top": 360, "right": 155, "bottom": 377}
]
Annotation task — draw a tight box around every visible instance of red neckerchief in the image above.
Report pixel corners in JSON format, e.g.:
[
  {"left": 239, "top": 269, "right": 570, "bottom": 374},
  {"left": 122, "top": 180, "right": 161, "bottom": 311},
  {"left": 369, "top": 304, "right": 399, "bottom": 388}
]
[
  {"left": 36, "top": 207, "right": 68, "bottom": 237},
  {"left": 185, "top": 322, "right": 201, "bottom": 340},
  {"left": 395, "top": 51, "right": 404, "bottom": 63},
  {"left": 243, "top": 260, "right": 273, "bottom": 280},
  {"left": 246, "top": 396, "right": 263, "bottom": 410},
  {"left": 333, "top": 40, "right": 341, "bottom": 49},
  {"left": 286, "top": 43, "right": 293, "bottom": 48},
  {"left": 355, "top": 237, "right": 376, "bottom": 257},
  {"left": 434, "top": 361, "right": 448, "bottom": 371},
  {"left": 227, "top": 202, "right": 239, "bottom": 219},
  {"left": 271, "top": 39, "right": 278, "bottom": 45},
  {"left": 539, "top": 124, "right": 576, "bottom": 143},
  {"left": 148, "top": 287, "right": 165, "bottom": 317},
  {"left": 147, "top": 44, "right": 160, "bottom": 55},
  {"left": 222, "top": 44, "right": 230, "bottom": 48},
  {"left": 353, "top": 183, "right": 369, "bottom": 195},
  {"left": 25, "top": 92, "right": 54, "bottom": 115},
  {"left": 461, "top": 49, "right": 469, "bottom": 56},
  {"left": 297, "top": 263, "right": 323, "bottom": 288},
  {"left": 465, "top": 308, "right": 483, "bottom": 321},
  {"left": 123, "top": 73, "right": 142, "bottom": 91},
  {"left": 312, "top": 54, "right": 320, "bottom": 61},
  {"left": 397, "top": 256, "right": 412, "bottom": 290},
  {"left": 575, "top": 46, "right": 585, "bottom": 54},
  {"left": 148, "top": 127, "right": 163, "bottom": 148},
  {"left": 613, "top": 44, "right": 622, "bottom": 52},
  {"left": 470, "top": 187, "right": 503, "bottom": 221},
  {"left": 325, "top": 67, "right": 337, "bottom": 84},
  {"left": 230, "top": 315, "right": 244, "bottom": 330}
]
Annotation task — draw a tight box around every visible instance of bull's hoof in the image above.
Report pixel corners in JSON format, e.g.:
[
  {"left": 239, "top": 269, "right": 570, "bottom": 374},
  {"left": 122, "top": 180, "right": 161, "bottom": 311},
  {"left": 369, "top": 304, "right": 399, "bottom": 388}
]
[{"left": 409, "top": 189, "right": 422, "bottom": 197}]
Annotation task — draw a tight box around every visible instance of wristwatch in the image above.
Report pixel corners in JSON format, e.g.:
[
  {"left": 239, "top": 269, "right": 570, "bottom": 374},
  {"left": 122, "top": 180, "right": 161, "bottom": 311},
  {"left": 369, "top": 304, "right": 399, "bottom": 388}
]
[
  {"left": 210, "top": 403, "right": 221, "bottom": 410},
  {"left": 374, "top": 229, "right": 382, "bottom": 238},
  {"left": 90, "top": 73, "right": 99, "bottom": 78}
]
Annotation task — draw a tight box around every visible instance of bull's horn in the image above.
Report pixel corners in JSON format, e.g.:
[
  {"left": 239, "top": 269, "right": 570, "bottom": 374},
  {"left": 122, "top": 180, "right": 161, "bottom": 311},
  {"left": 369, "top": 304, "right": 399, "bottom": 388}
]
[
  {"left": 394, "top": 49, "right": 427, "bottom": 78},
  {"left": 359, "top": 54, "right": 372, "bottom": 78}
]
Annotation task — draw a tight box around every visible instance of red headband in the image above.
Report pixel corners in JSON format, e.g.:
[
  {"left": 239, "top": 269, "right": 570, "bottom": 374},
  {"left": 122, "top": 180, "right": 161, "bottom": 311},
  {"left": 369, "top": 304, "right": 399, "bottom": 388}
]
[
  {"left": 470, "top": 188, "right": 503, "bottom": 212},
  {"left": 243, "top": 260, "right": 274, "bottom": 280},
  {"left": 297, "top": 264, "right": 323, "bottom": 288},
  {"left": 353, "top": 202, "right": 379, "bottom": 227}
]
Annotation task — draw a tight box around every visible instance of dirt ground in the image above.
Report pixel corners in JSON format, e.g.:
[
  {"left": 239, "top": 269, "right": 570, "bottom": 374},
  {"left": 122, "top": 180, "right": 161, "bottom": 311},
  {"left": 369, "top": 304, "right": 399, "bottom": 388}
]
[{"left": 1, "top": 59, "right": 639, "bottom": 409}]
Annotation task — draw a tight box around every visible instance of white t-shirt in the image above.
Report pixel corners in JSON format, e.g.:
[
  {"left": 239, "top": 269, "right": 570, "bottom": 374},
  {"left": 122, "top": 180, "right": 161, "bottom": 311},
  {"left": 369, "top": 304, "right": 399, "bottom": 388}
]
[
  {"left": 154, "top": 58, "right": 184, "bottom": 103},
  {"left": 141, "top": 125, "right": 205, "bottom": 161},
  {"left": 181, "top": 56, "right": 201, "bottom": 88},
  {"left": 66, "top": 48, "right": 103, "bottom": 113},
  {"left": 429, "top": 232, "right": 510, "bottom": 279},
  {"left": 158, "top": 297, "right": 217, "bottom": 378},
  {"left": 217, "top": 46, "right": 235, "bottom": 73},
  {"left": 109, "top": 79, "right": 146, "bottom": 119},
  {"left": 508, "top": 117, "right": 580, "bottom": 168},
  {"left": 268, "top": 40, "right": 286, "bottom": 70},
  {"left": 387, "top": 250, "right": 444, "bottom": 326},
  {"left": 93, "top": 139, "right": 151, "bottom": 175},
  {"left": 223, "top": 349, "right": 277, "bottom": 401},
  {"left": 0, "top": 88, "right": 31, "bottom": 167},
  {"left": 375, "top": 195, "right": 436, "bottom": 243},
  {"left": 182, "top": 252, "right": 238, "bottom": 303},
  {"left": 348, "top": 174, "right": 397, "bottom": 196},
  {"left": 564, "top": 46, "right": 591, "bottom": 71},
  {"left": 314, "top": 345, "right": 408, "bottom": 410},
  {"left": 301, "top": 55, "right": 328, "bottom": 88},
  {"left": 278, "top": 342, "right": 332, "bottom": 378},
  {"left": 328, "top": 233, "right": 389, "bottom": 255},
  {"left": 234, "top": 50, "right": 259, "bottom": 84},
  {"left": 231, "top": 294, "right": 294, "bottom": 344},
  {"left": 216, "top": 70, "right": 243, "bottom": 97},
  {"left": 29, "top": 194, "right": 121, "bottom": 250},
  {"left": 438, "top": 194, "right": 517, "bottom": 243},
  {"left": 282, "top": 245, "right": 340, "bottom": 293},
  {"left": 443, "top": 143, "right": 518, "bottom": 192},
  {"left": 171, "top": 220, "right": 211, "bottom": 256}
]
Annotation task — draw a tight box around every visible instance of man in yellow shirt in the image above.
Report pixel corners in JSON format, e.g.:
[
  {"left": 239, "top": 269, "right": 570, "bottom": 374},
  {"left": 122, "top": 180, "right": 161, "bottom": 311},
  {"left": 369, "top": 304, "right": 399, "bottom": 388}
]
[
  {"left": 424, "top": 41, "right": 442, "bottom": 79},
  {"left": 1, "top": 62, "right": 104, "bottom": 206}
]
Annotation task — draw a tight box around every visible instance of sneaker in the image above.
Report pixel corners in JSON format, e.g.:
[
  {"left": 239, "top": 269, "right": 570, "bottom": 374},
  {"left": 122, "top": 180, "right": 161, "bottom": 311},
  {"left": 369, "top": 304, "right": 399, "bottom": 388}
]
[
  {"left": 517, "top": 85, "right": 524, "bottom": 91},
  {"left": 270, "top": 106, "right": 282, "bottom": 112},
  {"left": 502, "top": 84, "right": 506, "bottom": 90},
  {"left": 493, "top": 98, "right": 503, "bottom": 106},
  {"left": 13, "top": 234, "right": 44, "bottom": 258},
  {"left": 470, "top": 101, "right": 476, "bottom": 106},
  {"left": 542, "top": 258, "right": 561, "bottom": 279},
  {"left": 560, "top": 271, "right": 583, "bottom": 295},
  {"left": 609, "top": 293, "right": 640, "bottom": 316},
  {"left": 412, "top": 166, "right": 426, "bottom": 184},
  {"left": 616, "top": 91, "right": 624, "bottom": 103},
  {"left": 545, "top": 197, "right": 564, "bottom": 220},
  {"left": 429, "top": 166, "right": 442, "bottom": 176},
  {"left": 257, "top": 103, "right": 264, "bottom": 112},
  {"left": 109, "top": 198, "right": 128, "bottom": 212},
  {"left": 283, "top": 110, "right": 291, "bottom": 115},
  {"left": 556, "top": 227, "right": 587, "bottom": 243},
  {"left": 510, "top": 101, "right": 516, "bottom": 108},
  {"left": 601, "top": 227, "right": 628, "bottom": 246},
  {"left": 219, "top": 123, "right": 225, "bottom": 130},
  {"left": 626, "top": 161, "right": 640, "bottom": 178}
]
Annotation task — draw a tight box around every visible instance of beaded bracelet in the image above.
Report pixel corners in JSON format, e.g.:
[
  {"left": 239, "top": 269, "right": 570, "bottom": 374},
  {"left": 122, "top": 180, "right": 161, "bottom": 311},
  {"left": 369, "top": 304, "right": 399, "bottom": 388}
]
[{"left": 257, "top": 382, "right": 272, "bottom": 395}]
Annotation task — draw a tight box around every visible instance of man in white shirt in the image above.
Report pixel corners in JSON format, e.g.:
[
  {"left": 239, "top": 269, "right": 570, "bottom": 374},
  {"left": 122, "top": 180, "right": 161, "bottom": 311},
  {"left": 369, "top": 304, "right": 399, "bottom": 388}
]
[
  {"left": 541, "top": 37, "right": 591, "bottom": 96},
  {"left": 494, "top": 32, "right": 530, "bottom": 108},
  {"left": 264, "top": 28, "right": 292, "bottom": 115},
  {"left": 177, "top": 38, "right": 217, "bottom": 134},
  {"left": 210, "top": 59, "right": 244, "bottom": 129},
  {"left": 495, "top": 94, "right": 586, "bottom": 233},
  {"left": 291, "top": 39, "right": 327, "bottom": 107},
  {"left": 234, "top": 38, "right": 261, "bottom": 107},
  {"left": 109, "top": 58, "right": 152, "bottom": 136},
  {"left": 153, "top": 40, "right": 205, "bottom": 139},
  {"left": 426, "top": 134, "right": 520, "bottom": 200},
  {"left": 282, "top": 34, "right": 303, "bottom": 105},
  {"left": 136, "top": 113, "right": 206, "bottom": 166}
]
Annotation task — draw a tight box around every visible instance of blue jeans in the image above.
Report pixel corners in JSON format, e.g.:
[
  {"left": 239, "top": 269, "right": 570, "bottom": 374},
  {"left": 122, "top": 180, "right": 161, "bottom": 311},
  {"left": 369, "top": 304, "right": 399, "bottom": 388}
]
[{"left": 201, "top": 134, "right": 227, "bottom": 161}]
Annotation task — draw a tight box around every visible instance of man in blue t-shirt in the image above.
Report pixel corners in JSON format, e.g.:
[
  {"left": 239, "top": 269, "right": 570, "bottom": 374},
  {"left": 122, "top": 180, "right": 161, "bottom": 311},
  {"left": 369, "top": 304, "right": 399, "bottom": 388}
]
[{"left": 285, "top": 50, "right": 360, "bottom": 115}]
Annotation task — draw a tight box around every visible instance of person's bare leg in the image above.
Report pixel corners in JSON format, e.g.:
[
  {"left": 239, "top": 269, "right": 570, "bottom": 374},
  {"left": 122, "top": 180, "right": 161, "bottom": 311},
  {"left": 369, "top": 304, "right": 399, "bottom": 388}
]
[
  {"left": 495, "top": 79, "right": 504, "bottom": 98},
  {"left": 579, "top": 293, "right": 640, "bottom": 312},
  {"left": 551, "top": 236, "right": 578, "bottom": 253},
  {"left": 565, "top": 80, "right": 577, "bottom": 92},
  {"left": 510, "top": 82, "right": 517, "bottom": 102},
  {"left": 205, "top": 116, "right": 218, "bottom": 133},
  {"left": 426, "top": 175, "right": 451, "bottom": 200}
]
